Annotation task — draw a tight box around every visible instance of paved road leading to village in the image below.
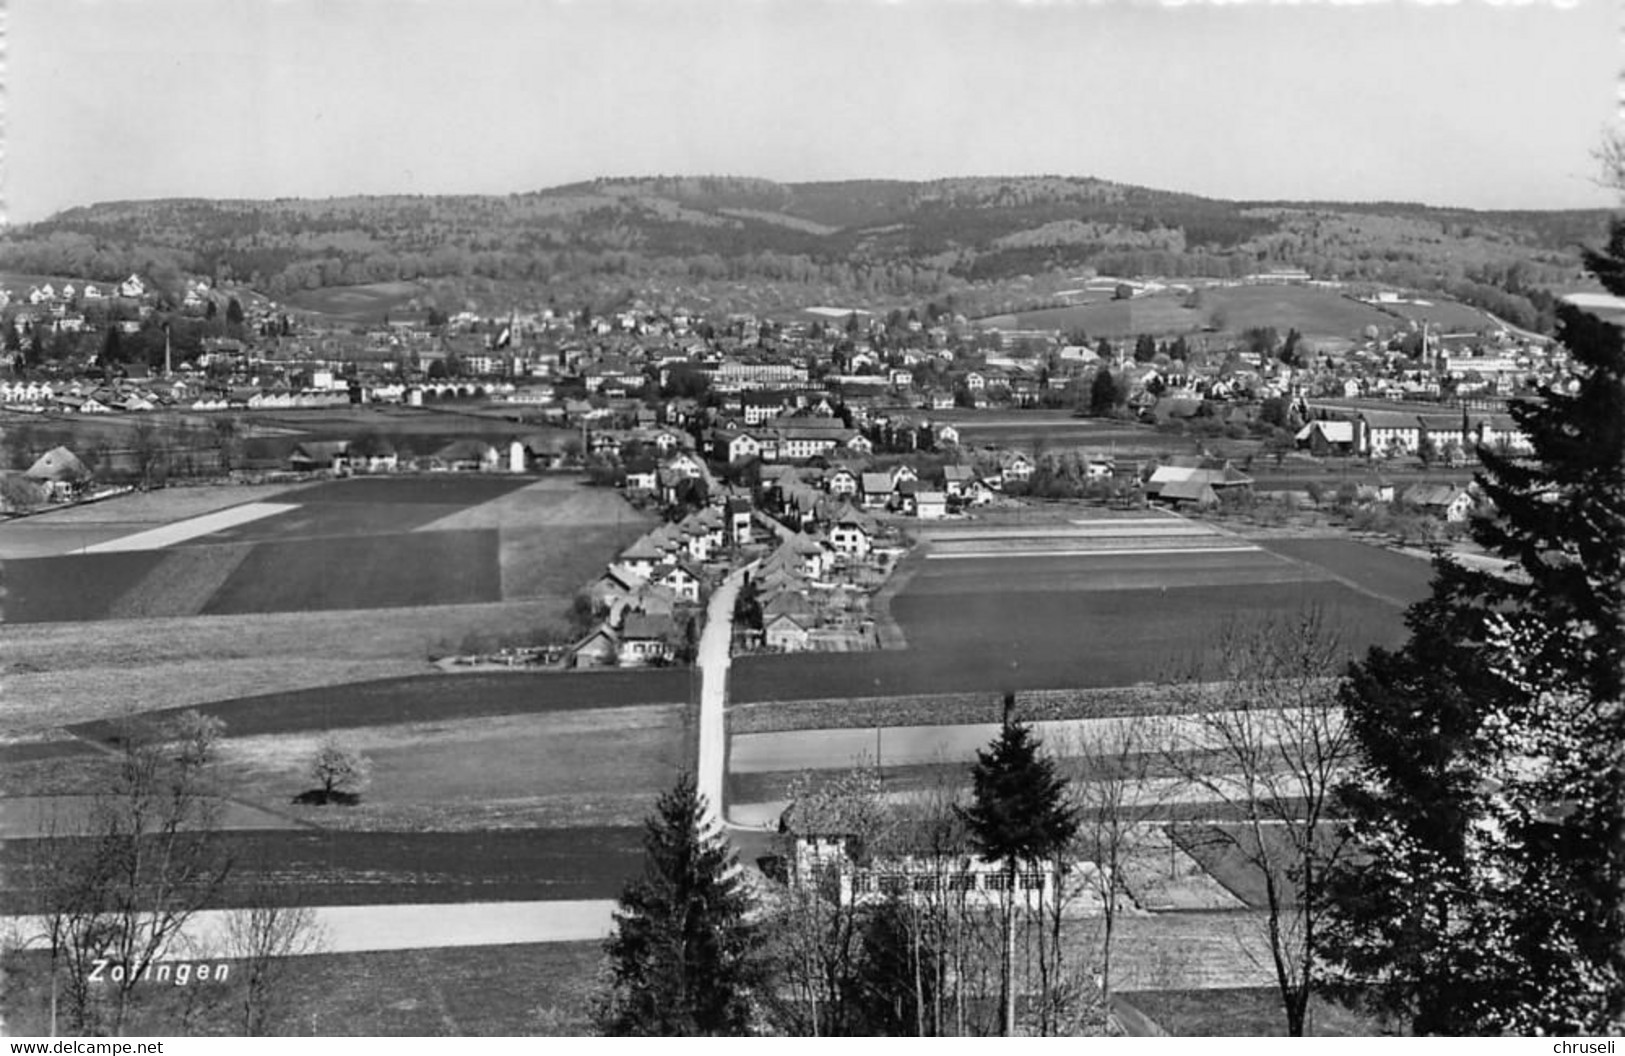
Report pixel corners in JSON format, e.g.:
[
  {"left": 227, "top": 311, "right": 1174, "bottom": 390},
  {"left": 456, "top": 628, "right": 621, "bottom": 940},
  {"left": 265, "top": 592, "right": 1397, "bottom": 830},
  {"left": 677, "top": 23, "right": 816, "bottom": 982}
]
[{"left": 696, "top": 562, "right": 753, "bottom": 828}]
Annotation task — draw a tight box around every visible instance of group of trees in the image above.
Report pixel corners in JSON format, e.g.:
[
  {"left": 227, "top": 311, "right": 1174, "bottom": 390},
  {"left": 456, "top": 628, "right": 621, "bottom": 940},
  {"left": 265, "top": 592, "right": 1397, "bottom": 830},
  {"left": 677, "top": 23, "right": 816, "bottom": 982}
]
[
  {"left": 595, "top": 716, "right": 1102, "bottom": 1038},
  {"left": 1319, "top": 219, "right": 1625, "bottom": 1034}
]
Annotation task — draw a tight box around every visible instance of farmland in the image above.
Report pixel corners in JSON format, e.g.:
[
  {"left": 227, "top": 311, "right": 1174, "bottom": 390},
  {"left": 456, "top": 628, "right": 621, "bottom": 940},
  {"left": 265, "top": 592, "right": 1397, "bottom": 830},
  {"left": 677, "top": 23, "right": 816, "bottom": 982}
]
[
  {"left": 1371, "top": 297, "right": 1498, "bottom": 332},
  {"left": 0, "top": 475, "right": 649, "bottom": 623},
  {"left": 0, "top": 827, "right": 643, "bottom": 912},
  {"left": 0, "top": 470, "right": 686, "bottom": 914},
  {"left": 1200, "top": 285, "right": 1394, "bottom": 339},
  {"left": 977, "top": 295, "right": 1204, "bottom": 336},
  {"left": 281, "top": 280, "right": 428, "bottom": 322},
  {"left": 974, "top": 284, "right": 1400, "bottom": 342}
]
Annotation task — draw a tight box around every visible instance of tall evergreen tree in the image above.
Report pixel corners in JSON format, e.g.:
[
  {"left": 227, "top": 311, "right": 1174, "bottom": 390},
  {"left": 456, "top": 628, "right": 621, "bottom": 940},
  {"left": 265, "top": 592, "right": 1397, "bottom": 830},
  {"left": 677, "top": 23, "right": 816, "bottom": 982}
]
[
  {"left": 958, "top": 707, "right": 1078, "bottom": 1036},
  {"left": 1325, "top": 219, "right": 1625, "bottom": 1034},
  {"left": 1089, "top": 367, "right": 1118, "bottom": 418},
  {"left": 596, "top": 774, "right": 762, "bottom": 1036}
]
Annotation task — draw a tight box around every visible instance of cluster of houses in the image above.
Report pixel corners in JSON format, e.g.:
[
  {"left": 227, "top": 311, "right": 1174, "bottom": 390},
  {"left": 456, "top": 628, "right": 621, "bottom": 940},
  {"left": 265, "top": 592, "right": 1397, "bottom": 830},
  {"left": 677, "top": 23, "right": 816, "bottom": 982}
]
[
  {"left": 574, "top": 498, "right": 753, "bottom": 667},
  {"left": 0, "top": 374, "right": 353, "bottom": 414}
]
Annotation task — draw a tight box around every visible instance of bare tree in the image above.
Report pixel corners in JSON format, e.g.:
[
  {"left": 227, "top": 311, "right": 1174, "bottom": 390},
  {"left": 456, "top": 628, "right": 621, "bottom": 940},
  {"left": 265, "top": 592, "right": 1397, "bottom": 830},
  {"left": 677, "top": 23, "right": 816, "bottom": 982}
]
[
  {"left": 222, "top": 892, "right": 326, "bottom": 1035},
  {"left": 128, "top": 419, "right": 169, "bottom": 489},
  {"left": 1160, "top": 608, "right": 1355, "bottom": 1037},
  {"left": 21, "top": 711, "right": 235, "bottom": 1035},
  {"left": 1058, "top": 712, "right": 1167, "bottom": 1032},
  {"left": 769, "top": 763, "right": 892, "bottom": 1036}
]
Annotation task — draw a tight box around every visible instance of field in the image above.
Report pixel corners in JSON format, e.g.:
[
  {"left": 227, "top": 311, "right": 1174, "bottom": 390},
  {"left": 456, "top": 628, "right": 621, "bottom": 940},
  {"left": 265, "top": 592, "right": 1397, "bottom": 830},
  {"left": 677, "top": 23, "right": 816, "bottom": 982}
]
[
  {"left": 1201, "top": 286, "right": 1393, "bottom": 340},
  {"left": 281, "top": 281, "right": 428, "bottom": 322},
  {"left": 211, "top": 706, "right": 691, "bottom": 832},
  {"left": 927, "top": 409, "right": 1164, "bottom": 452},
  {"left": 1117, "top": 988, "right": 1381, "bottom": 1037},
  {"left": 1, "top": 475, "right": 650, "bottom": 623},
  {"left": 0, "top": 941, "right": 607, "bottom": 1036},
  {"left": 0, "top": 827, "right": 643, "bottom": 912},
  {"left": 976, "top": 296, "right": 1205, "bottom": 336},
  {"left": 0, "top": 468, "right": 683, "bottom": 919},
  {"left": 1372, "top": 297, "right": 1497, "bottom": 332}
]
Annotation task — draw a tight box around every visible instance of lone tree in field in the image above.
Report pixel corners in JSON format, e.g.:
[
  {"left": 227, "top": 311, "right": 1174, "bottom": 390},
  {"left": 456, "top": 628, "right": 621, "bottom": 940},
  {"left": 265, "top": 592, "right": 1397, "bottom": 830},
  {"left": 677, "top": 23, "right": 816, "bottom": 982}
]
[
  {"left": 305, "top": 738, "right": 372, "bottom": 805},
  {"left": 596, "top": 773, "right": 763, "bottom": 1036},
  {"left": 1324, "top": 218, "right": 1625, "bottom": 1035},
  {"left": 959, "top": 704, "right": 1078, "bottom": 1036}
]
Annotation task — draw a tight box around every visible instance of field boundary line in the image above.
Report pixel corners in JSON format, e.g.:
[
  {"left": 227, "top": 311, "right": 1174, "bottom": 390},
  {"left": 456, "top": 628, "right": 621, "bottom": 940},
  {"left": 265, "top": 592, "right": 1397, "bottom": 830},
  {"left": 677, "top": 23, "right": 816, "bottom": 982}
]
[
  {"left": 925, "top": 545, "right": 1262, "bottom": 560},
  {"left": 1256, "top": 540, "right": 1417, "bottom": 610},
  {"left": 81, "top": 502, "right": 300, "bottom": 553}
]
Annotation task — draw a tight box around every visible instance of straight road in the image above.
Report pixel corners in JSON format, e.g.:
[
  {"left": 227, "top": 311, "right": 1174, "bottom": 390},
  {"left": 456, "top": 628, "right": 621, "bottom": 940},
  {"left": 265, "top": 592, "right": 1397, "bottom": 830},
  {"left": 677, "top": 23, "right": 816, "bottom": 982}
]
[
  {"left": 2, "top": 900, "right": 617, "bottom": 959},
  {"left": 695, "top": 562, "right": 753, "bottom": 827}
]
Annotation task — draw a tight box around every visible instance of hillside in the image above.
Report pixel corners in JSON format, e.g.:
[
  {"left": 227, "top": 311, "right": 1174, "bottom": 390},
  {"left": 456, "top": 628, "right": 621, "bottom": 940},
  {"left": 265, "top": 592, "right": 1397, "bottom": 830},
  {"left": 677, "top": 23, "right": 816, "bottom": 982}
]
[{"left": 0, "top": 175, "right": 1608, "bottom": 327}]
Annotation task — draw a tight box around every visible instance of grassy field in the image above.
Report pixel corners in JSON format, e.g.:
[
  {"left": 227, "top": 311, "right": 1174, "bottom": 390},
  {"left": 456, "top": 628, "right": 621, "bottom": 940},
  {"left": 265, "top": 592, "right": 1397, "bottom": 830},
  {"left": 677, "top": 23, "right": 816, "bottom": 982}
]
[
  {"left": 0, "top": 827, "right": 643, "bottom": 912},
  {"left": 0, "top": 941, "right": 607, "bottom": 1036},
  {"left": 1203, "top": 286, "right": 1394, "bottom": 339},
  {"left": 1117, "top": 988, "right": 1383, "bottom": 1037},
  {"left": 1374, "top": 297, "right": 1496, "bottom": 332},
  {"left": 1, "top": 550, "right": 170, "bottom": 622},
  {"left": 1166, "top": 822, "right": 1342, "bottom": 910},
  {"left": 977, "top": 295, "right": 1205, "bottom": 336},
  {"left": 0, "top": 600, "right": 595, "bottom": 732},
  {"left": 213, "top": 705, "right": 690, "bottom": 832},
  {"left": 203, "top": 529, "right": 502, "bottom": 614},
  {"left": 1255, "top": 537, "right": 1436, "bottom": 609},
  {"left": 735, "top": 575, "right": 1404, "bottom": 702},
  {"left": 67, "top": 669, "right": 691, "bottom": 741},
  {"left": 282, "top": 281, "right": 427, "bottom": 322}
]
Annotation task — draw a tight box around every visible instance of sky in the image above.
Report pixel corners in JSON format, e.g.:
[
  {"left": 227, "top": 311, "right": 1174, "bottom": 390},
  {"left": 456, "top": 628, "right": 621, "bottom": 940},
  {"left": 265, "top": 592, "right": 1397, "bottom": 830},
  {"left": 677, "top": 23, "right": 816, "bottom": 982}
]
[{"left": 7, "top": 0, "right": 1622, "bottom": 223}]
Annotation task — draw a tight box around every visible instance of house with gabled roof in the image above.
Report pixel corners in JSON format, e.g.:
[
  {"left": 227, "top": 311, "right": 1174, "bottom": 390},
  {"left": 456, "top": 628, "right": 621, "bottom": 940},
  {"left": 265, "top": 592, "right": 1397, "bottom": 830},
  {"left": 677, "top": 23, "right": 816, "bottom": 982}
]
[
  {"left": 619, "top": 613, "right": 678, "bottom": 666},
  {"left": 650, "top": 560, "right": 704, "bottom": 604},
  {"left": 860, "top": 473, "right": 894, "bottom": 510},
  {"left": 941, "top": 464, "right": 976, "bottom": 498},
  {"left": 828, "top": 512, "right": 877, "bottom": 557},
  {"left": 573, "top": 625, "right": 620, "bottom": 667},
  {"left": 25, "top": 446, "right": 90, "bottom": 499},
  {"left": 826, "top": 467, "right": 860, "bottom": 498},
  {"left": 589, "top": 563, "right": 648, "bottom": 607},
  {"left": 1400, "top": 483, "right": 1475, "bottom": 522},
  {"left": 433, "top": 439, "right": 500, "bottom": 471},
  {"left": 765, "top": 533, "right": 830, "bottom": 580},
  {"left": 764, "top": 610, "right": 813, "bottom": 652}
]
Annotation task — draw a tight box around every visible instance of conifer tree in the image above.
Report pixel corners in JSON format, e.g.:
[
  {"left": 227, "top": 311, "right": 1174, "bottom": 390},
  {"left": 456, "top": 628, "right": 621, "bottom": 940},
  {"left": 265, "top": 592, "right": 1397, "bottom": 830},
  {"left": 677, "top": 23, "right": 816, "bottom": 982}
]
[
  {"left": 1325, "top": 219, "right": 1625, "bottom": 1034},
  {"left": 596, "top": 773, "right": 762, "bottom": 1036},
  {"left": 959, "top": 708, "right": 1077, "bottom": 1036}
]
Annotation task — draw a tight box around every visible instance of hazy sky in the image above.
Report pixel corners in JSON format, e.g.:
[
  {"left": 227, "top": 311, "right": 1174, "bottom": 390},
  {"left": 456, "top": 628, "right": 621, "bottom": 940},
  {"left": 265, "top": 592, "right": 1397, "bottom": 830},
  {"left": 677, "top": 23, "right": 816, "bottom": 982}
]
[{"left": 8, "top": 0, "right": 1621, "bottom": 222}]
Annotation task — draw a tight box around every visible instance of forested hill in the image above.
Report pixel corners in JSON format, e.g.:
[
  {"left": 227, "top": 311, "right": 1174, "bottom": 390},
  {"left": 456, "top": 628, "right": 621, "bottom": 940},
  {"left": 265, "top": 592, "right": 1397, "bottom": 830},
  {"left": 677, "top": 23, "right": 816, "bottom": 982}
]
[{"left": 1, "top": 175, "right": 1609, "bottom": 325}]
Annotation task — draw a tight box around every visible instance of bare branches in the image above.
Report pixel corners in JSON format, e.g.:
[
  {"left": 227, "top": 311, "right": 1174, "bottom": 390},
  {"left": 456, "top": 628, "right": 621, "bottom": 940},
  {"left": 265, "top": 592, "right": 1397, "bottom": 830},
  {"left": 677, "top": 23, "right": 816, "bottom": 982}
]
[{"left": 1159, "top": 607, "right": 1355, "bottom": 1037}]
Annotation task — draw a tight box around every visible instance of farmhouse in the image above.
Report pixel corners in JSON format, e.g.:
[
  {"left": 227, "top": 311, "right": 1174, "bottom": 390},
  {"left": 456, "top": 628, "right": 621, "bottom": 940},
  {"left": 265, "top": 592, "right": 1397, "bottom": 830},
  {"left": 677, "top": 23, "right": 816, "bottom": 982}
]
[
  {"left": 1295, "top": 419, "right": 1357, "bottom": 457},
  {"left": 1401, "top": 483, "right": 1475, "bottom": 522},
  {"left": 25, "top": 446, "right": 91, "bottom": 501},
  {"left": 764, "top": 611, "right": 813, "bottom": 652},
  {"left": 432, "top": 440, "right": 501, "bottom": 472},
  {"left": 618, "top": 613, "right": 678, "bottom": 666},
  {"left": 1145, "top": 460, "right": 1253, "bottom": 507}
]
